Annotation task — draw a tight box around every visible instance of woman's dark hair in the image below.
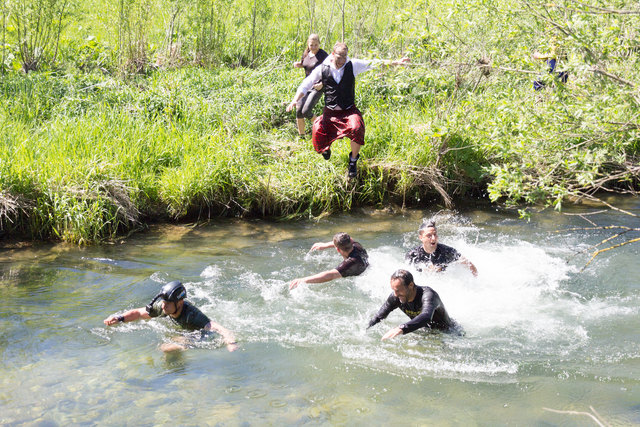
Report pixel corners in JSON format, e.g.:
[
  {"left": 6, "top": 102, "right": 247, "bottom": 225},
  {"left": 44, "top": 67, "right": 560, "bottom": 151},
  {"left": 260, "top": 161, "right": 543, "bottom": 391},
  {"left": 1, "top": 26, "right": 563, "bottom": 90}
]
[{"left": 390, "top": 269, "right": 414, "bottom": 287}]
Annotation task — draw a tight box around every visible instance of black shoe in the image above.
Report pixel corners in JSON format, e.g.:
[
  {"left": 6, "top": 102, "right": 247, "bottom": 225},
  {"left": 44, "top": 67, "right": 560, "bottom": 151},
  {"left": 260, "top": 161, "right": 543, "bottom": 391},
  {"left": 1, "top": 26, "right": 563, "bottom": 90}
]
[
  {"left": 348, "top": 153, "right": 359, "bottom": 178},
  {"left": 321, "top": 149, "right": 331, "bottom": 160}
]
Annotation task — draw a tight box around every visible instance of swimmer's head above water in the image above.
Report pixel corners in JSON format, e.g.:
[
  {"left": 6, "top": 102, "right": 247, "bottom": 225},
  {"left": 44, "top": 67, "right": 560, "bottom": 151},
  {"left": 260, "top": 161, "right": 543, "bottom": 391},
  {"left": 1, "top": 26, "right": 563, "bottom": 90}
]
[
  {"left": 333, "top": 232, "right": 354, "bottom": 256},
  {"left": 418, "top": 220, "right": 438, "bottom": 253},
  {"left": 146, "top": 280, "right": 187, "bottom": 316},
  {"left": 390, "top": 269, "right": 417, "bottom": 304}
]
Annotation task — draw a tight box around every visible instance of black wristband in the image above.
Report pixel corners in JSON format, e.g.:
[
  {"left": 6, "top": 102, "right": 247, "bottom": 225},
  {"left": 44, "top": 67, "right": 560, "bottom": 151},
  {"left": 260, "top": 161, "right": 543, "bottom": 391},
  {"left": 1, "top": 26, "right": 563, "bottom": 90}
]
[{"left": 116, "top": 315, "right": 125, "bottom": 323}]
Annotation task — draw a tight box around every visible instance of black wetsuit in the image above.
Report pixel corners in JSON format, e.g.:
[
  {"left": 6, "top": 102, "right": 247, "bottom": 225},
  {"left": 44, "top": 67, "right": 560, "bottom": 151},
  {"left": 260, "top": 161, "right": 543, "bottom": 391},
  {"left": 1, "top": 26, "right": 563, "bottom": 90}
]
[
  {"left": 336, "top": 242, "right": 369, "bottom": 277},
  {"left": 368, "top": 286, "right": 454, "bottom": 333},
  {"left": 148, "top": 300, "right": 211, "bottom": 331},
  {"left": 405, "top": 243, "right": 460, "bottom": 272}
]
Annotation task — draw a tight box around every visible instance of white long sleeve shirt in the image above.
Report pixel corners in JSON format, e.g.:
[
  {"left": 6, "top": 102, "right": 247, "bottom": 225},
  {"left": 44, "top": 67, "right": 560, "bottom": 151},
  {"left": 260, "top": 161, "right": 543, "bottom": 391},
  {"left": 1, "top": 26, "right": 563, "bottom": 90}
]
[{"left": 295, "top": 55, "right": 379, "bottom": 98}]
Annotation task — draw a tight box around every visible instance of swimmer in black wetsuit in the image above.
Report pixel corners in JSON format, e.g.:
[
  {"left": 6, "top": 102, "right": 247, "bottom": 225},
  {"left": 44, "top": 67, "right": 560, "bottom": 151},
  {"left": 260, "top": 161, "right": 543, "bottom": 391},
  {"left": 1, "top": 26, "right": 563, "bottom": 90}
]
[
  {"left": 405, "top": 220, "right": 478, "bottom": 276},
  {"left": 368, "top": 269, "right": 456, "bottom": 340},
  {"left": 290, "top": 232, "right": 369, "bottom": 289},
  {"left": 104, "top": 280, "right": 238, "bottom": 352}
]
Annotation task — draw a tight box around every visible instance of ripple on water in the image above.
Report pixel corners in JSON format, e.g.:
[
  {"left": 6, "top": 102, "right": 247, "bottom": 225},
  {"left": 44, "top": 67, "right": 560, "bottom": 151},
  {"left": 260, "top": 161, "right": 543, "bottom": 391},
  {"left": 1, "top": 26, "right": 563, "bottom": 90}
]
[
  {"left": 3, "top": 208, "right": 639, "bottom": 424},
  {"left": 270, "top": 399, "right": 287, "bottom": 408},
  {"left": 246, "top": 389, "right": 267, "bottom": 399},
  {"left": 225, "top": 385, "right": 242, "bottom": 393}
]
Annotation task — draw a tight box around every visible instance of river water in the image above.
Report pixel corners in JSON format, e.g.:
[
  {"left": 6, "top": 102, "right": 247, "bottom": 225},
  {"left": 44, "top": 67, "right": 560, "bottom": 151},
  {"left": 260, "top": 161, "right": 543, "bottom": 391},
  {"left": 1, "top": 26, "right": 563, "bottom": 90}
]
[{"left": 1, "top": 200, "right": 639, "bottom": 425}]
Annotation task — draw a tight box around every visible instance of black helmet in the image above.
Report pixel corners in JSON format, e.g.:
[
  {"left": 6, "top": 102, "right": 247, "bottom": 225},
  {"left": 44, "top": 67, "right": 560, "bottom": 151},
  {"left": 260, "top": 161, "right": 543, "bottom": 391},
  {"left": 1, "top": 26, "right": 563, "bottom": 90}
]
[
  {"left": 145, "top": 280, "right": 187, "bottom": 314},
  {"left": 161, "top": 280, "right": 187, "bottom": 302}
]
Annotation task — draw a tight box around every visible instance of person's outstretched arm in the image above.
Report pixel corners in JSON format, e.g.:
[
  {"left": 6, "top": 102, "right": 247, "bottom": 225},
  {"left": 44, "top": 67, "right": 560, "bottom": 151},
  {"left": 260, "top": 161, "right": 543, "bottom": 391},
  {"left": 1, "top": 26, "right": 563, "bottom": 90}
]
[
  {"left": 286, "top": 65, "right": 324, "bottom": 112},
  {"left": 354, "top": 57, "right": 411, "bottom": 76},
  {"left": 368, "top": 294, "right": 399, "bottom": 330},
  {"left": 387, "top": 57, "right": 411, "bottom": 66},
  {"left": 532, "top": 51, "right": 554, "bottom": 61},
  {"left": 103, "top": 307, "right": 150, "bottom": 325},
  {"left": 206, "top": 321, "right": 238, "bottom": 352},
  {"left": 289, "top": 269, "right": 342, "bottom": 289},
  {"left": 310, "top": 241, "right": 335, "bottom": 251}
]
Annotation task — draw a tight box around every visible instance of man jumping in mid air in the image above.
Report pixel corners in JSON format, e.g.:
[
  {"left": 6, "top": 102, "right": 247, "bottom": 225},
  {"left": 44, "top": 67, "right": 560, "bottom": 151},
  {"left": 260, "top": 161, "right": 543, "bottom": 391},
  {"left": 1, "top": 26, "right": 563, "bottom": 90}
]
[{"left": 286, "top": 42, "right": 409, "bottom": 178}]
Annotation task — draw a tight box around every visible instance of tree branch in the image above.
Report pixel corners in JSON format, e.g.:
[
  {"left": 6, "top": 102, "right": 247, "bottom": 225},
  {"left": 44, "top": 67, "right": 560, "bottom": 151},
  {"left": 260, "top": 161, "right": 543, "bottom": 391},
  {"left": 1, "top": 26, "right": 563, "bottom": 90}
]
[
  {"left": 574, "top": 192, "right": 639, "bottom": 218},
  {"left": 589, "top": 67, "right": 636, "bottom": 88},
  {"left": 583, "top": 236, "right": 640, "bottom": 270},
  {"left": 565, "top": 0, "right": 640, "bottom": 15},
  {"left": 521, "top": 1, "right": 597, "bottom": 61},
  {"left": 606, "top": 121, "right": 640, "bottom": 130}
]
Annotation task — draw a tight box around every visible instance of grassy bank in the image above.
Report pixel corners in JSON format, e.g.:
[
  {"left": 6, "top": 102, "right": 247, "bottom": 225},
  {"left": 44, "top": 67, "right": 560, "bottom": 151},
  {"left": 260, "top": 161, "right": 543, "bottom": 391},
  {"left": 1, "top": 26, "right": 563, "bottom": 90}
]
[
  {"left": 0, "top": 65, "right": 449, "bottom": 242},
  {"left": 1, "top": 0, "right": 639, "bottom": 243},
  {"left": 1, "top": 60, "right": 638, "bottom": 243}
]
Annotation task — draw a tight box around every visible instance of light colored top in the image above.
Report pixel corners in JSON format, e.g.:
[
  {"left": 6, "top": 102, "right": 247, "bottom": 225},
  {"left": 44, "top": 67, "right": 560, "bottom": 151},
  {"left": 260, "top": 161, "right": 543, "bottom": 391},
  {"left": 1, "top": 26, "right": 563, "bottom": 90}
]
[{"left": 295, "top": 55, "right": 379, "bottom": 97}]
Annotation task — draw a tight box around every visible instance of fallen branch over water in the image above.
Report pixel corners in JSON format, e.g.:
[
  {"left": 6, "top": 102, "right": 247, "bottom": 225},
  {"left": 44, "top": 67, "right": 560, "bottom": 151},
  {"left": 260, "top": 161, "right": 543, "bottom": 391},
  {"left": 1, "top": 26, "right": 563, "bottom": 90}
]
[{"left": 559, "top": 194, "right": 640, "bottom": 270}]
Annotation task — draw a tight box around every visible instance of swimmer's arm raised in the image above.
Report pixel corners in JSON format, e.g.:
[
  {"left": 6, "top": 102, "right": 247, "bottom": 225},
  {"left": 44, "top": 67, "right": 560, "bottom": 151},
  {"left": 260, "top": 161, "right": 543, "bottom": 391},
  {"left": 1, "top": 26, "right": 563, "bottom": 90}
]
[
  {"left": 289, "top": 269, "right": 341, "bottom": 289},
  {"left": 310, "top": 241, "right": 335, "bottom": 251},
  {"left": 206, "top": 321, "right": 238, "bottom": 352},
  {"left": 103, "top": 307, "right": 150, "bottom": 326}
]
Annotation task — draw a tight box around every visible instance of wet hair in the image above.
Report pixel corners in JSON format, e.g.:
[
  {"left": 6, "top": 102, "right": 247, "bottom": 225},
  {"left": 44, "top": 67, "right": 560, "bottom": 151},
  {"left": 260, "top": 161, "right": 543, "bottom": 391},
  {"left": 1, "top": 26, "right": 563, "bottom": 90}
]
[
  {"left": 418, "top": 220, "right": 437, "bottom": 234},
  {"left": 333, "top": 232, "right": 353, "bottom": 252},
  {"left": 390, "top": 269, "right": 414, "bottom": 288}
]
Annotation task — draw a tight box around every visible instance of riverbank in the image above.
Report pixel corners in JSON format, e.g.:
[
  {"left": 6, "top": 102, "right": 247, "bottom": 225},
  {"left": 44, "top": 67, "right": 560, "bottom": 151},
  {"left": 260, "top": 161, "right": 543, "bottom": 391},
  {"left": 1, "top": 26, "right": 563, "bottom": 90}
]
[{"left": 0, "top": 64, "right": 638, "bottom": 243}]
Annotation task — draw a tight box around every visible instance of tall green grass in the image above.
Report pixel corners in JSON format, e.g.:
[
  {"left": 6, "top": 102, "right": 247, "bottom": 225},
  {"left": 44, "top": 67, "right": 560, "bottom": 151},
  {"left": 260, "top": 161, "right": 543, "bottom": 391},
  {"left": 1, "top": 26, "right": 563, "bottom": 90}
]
[
  {"left": 0, "top": 66, "right": 440, "bottom": 242},
  {"left": 2, "top": 0, "right": 639, "bottom": 242},
  {"left": 1, "top": 59, "right": 637, "bottom": 243}
]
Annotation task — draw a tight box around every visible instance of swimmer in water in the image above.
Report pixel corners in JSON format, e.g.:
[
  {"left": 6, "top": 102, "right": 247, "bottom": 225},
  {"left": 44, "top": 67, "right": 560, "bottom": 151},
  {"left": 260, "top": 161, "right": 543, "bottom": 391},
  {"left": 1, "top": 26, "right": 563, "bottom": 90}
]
[
  {"left": 368, "top": 269, "right": 457, "bottom": 339},
  {"left": 405, "top": 220, "right": 478, "bottom": 276},
  {"left": 289, "top": 232, "right": 369, "bottom": 289},
  {"left": 104, "top": 280, "right": 238, "bottom": 352}
]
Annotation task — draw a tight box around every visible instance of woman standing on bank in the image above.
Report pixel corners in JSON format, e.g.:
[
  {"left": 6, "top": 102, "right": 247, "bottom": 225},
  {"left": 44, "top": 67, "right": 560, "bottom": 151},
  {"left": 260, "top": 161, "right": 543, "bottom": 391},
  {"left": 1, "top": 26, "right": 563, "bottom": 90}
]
[{"left": 292, "top": 34, "right": 328, "bottom": 138}]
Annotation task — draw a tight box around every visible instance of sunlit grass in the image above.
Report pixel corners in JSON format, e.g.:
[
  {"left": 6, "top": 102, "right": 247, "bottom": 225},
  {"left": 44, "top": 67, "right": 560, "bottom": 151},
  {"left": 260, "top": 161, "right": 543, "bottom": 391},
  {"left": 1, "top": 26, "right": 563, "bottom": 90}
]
[{"left": 1, "top": 59, "right": 638, "bottom": 242}]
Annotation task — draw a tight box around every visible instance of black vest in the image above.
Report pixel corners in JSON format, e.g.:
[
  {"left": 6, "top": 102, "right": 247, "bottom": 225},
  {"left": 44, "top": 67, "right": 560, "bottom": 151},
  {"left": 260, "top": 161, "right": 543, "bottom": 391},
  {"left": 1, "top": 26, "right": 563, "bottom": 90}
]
[{"left": 322, "top": 62, "right": 356, "bottom": 110}]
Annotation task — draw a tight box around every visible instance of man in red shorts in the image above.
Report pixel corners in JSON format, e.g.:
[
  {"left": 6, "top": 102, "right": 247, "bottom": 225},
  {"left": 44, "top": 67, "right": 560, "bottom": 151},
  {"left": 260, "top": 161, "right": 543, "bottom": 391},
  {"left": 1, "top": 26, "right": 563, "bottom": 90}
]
[{"left": 287, "top": 42, "right": 409, "bottom": 178}]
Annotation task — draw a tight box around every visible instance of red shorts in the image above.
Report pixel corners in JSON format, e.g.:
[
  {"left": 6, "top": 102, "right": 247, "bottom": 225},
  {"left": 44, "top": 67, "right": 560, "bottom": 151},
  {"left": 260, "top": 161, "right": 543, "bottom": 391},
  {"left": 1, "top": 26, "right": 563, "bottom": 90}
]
[{"left": 311, "top": 107, "right": 365, "bottom": 153}]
